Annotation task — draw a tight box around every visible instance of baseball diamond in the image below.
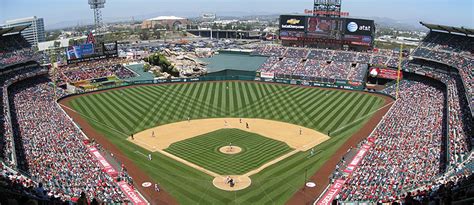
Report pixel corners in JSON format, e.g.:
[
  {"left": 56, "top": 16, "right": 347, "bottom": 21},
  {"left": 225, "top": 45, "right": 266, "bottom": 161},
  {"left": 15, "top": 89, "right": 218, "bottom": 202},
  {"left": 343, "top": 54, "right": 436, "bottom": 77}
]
[
  {"left": 61, "top": 81, "right": 387, "bottom": 204},
  {"left": 2, "top": 2, "right": 473, "bottom": 204}
]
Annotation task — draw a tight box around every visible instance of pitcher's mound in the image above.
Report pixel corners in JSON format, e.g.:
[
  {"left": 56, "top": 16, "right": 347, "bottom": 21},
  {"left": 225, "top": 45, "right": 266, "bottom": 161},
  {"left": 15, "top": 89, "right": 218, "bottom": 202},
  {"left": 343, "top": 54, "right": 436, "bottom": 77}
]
[
  {"left": 212, "top": 175, "right": 251, "bottom": 191},
  {"left": 219, "top": 146, "right": 242, "bottom": 154}
]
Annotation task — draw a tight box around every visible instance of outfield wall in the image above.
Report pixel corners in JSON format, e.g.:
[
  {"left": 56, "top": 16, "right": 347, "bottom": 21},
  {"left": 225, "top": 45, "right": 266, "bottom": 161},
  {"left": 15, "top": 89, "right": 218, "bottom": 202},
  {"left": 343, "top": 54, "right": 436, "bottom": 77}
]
[{"left": 66, "top": 74, "right": 393, "bottom": 101}]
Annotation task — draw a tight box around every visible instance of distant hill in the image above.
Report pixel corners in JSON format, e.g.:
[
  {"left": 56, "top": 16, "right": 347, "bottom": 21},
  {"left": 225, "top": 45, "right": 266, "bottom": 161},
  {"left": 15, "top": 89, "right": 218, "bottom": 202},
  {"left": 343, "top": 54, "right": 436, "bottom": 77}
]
[{"left": 45, "top": 13, "right": 427, "bottom": 32}]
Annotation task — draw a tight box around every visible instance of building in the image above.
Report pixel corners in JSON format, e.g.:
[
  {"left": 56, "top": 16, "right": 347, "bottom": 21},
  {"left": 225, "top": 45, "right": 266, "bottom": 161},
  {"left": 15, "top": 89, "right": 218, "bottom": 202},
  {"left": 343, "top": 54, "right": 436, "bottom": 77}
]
[
  {"left": 141, "top": 16, "right": 189, "bottom": 30},
  {"left": 3, "top": 16, "right": 46, "bottom": 46}
]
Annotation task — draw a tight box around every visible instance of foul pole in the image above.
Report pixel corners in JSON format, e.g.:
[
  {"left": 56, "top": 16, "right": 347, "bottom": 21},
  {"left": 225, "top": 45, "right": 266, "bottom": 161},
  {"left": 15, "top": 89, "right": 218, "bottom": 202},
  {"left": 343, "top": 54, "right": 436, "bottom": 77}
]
[{"left": 395, "top": 43, "right": 403, "bottom": 99}]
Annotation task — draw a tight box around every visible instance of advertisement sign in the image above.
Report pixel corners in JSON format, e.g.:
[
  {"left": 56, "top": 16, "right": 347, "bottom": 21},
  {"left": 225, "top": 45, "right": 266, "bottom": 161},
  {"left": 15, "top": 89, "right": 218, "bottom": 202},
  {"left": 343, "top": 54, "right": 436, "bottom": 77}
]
[
  {"left": 344, "top": 18, "right": 374, "bottom": 36},
  {"left": 316, "top": 179, "right": 346, "bottom": 205},
  {"left": 369, "top": 67, "right": 402, "bottom": 80},
  {"left": 280, "top": 15, "right": 306, "bottom": 31},
  {"left": 260, "top": 72, "right": 275, "bottom": 79},
  {"left": 89, "top": 147, "right": 118, "bottom": 177},
  {"left": 343, "top": 34, "right": 372, "bottom": 46},
  {"left": 117, "top": 181, "right": 147, "bottom": 205},
  {"left": 344, "top": 144, "right": 371, "bottom": 174},
  {"left": 280, "top": 30, "right": 305, "bottom": 40}
]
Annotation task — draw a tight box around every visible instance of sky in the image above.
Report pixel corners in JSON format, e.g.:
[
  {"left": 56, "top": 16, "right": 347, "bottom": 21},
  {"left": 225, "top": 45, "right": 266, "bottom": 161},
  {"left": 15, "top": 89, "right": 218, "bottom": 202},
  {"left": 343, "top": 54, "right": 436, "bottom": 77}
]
[{"left": 1, "top": 0, "right": 473, "bottom": 29}]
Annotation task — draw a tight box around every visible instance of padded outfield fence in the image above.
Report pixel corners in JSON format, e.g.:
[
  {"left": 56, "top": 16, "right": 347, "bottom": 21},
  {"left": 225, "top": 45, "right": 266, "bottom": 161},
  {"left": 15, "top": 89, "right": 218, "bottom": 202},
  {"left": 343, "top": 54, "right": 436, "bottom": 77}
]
[{"left": 74, "top": 74, "right": 367, "bottom": 95}]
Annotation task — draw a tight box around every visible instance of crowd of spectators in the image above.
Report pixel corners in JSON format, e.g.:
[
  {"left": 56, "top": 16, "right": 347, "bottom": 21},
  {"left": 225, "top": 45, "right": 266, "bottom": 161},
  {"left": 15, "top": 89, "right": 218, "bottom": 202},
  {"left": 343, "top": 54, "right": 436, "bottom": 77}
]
[
  {"left": 266, "top": 57, "right": 304, "bottom": 75},
  {"left": 411, "top": 31, "right": 473, "bottom": 111},
  {"left": 371, "top": 55, "right": 390, "bottom": 66},
  {"left": 8, "top": 77, "right": 127, "bottom": 203},
  {"left": 1, "top": 163, "right": 67, "bottom": 204},
  {"left": 285, "top": 48, "right": 309, "bottom": 58},
  {"left": 259, "top": 56, "right": 280, "bottom": 72},
  {"left": 446, "top": 76, "right": 473, "bottom": 167},
  {"left": 340, "top": 79, "right": 445, "bottom": 201},
  {"left": 253, "top": 45, "right": 287, "bottom": 57},
  {"left": 254, "top": 45, "right": 406, "bottom": 65},
  {"left": 332, "top": 51, "right": 356, "bottom": 62},
  {"left": 0, "top": 66, "right": 45, "bottom": 167},
  {"left": 0, "top": 48, "right": 38, "bottom": 67},
  {"left": 57, "top": 58, "right": 136, "bottom": 84},
  {"left": 258, "top": 58, "right": 368, "bottom": 82},
  {"left": 307, "top": 49, "right": 334, "bottom": 60},
  {"left": 420, "top": 31, "right": 473, "bottom": 53},
  {"left": 356, "top": 52, "right": 371, "bottom": 63},
  {"left": 0, "top": 34, "right": 38, "bottom": 68},
  {"left": 396, "top": 170, "right": 473, "bottom": 205},
  {"left": 254, "top": 46, "right": 408, "bottom": 83}
]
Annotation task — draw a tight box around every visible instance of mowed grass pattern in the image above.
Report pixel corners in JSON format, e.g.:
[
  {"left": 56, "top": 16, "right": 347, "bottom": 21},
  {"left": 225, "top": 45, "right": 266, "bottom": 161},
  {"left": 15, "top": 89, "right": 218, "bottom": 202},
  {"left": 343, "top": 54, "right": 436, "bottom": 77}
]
[
  {"left": 165, "top": 129, "right": 293, "bottom": 175},
  {"left": 68, "top": 81, "right": 385, "bottom": 204}
]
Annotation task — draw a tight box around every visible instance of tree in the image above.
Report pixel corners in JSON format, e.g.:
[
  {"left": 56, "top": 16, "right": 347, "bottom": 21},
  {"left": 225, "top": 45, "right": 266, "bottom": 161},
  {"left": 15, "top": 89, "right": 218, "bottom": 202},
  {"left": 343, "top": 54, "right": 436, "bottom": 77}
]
[
  {"left": 68, "top": 39, "right": 76, "bottom": 46},
  {"left": 143, "top": 63, "right": 151, "bottom": 72},
  {"left": 139, "top": 29, "right": 149, "bottom": 40},
  {"left": 144, "top": 53, "right": 179, "bottom": 77},
  {"left": 53, "top": 41, "right": 61, "bottom": 48}
]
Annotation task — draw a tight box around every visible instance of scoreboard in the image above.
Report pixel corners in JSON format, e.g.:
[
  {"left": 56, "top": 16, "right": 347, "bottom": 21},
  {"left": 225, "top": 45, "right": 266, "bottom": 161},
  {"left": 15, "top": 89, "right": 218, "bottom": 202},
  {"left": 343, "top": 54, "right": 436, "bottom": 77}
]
[
  {"left": 279, "top": 15, "right": 375, "bottom": 47},
  {"left": 66, "top": 41, "right": 118, "bottom": 64}
]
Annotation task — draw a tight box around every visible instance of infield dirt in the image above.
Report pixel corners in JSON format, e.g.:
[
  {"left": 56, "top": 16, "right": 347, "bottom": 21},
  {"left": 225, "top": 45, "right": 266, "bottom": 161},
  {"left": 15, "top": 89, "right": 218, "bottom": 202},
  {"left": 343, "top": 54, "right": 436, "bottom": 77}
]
[{"left": 58, "top": 82, "right": 394, "bottom": 205}]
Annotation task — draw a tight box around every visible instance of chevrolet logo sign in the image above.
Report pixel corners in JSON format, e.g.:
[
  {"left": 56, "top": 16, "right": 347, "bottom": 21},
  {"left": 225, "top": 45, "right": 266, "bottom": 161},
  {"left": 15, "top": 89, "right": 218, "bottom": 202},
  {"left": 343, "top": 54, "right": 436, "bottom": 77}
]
[{"left": 286, "top": 19, "right": 300, "bottom": 25}]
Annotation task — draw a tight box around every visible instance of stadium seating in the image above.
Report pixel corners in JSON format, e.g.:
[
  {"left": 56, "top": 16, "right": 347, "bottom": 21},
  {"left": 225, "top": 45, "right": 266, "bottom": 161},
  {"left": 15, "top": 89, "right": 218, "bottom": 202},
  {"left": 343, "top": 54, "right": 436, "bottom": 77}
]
[
  {"left": 255, "top": 45, "right": 287, "bottom": 57},
  {"left": 1, "top": 162, "right": 66, "bottom": 204},
  {"left": 268, "top": 57, "right": 304, "bottom": 75},
  {"left": 0, "top": 66, "right": 45, "bottom": 167},
  {"left": 340, "top": 79, "right": 445, "bottom": 201},
  {"left": 8, "top": 77, "right": 128, "bottom": 202},
  {"left": 331, "top": 51, "right": 356, "bottom": 62},
  {"left": 285, "top": 48, "right": 309, "bottom": 58},
  {"left": 57, "top": 58, "right": 136, "bottom": 84},
  {"left": 446, "top": 76, "right": 473, "bottom": 167},
  {"left": 0, "top": 34, "right": 38, "bottom": 68},
  {"left": 411, "top": 31, "right": 474, "bottom": 111},
  {"left": 307, "top": 49, "right": 334, "bottom": 60},
  {"left": 254, "top": 46, "right": 409, "bottom": 84},
  {"left": 258, "top": 56, "right": 280, "bottom": 72}
]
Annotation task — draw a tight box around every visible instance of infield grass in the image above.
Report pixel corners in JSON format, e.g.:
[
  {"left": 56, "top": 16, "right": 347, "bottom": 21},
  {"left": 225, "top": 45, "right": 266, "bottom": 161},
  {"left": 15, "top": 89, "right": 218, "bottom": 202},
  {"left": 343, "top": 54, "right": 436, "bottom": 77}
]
[
  {"left": 165, "top": 128, "right": 293, "bottom": 175},
  {"left": 67, "top": 81, "right": 385, "bottom": 204}
]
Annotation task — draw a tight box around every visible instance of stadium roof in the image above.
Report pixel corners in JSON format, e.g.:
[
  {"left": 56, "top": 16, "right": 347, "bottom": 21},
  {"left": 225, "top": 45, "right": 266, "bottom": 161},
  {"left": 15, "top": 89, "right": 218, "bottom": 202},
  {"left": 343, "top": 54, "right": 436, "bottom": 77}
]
[
  {"left": 0, "top": 25, "right": 30, "bottom": 36},
  {"left": 147, "top": 16, "right": 186, "bottom": 21},
  {"left": 420, "top": 22, "right": 474, "bottom": 36}
]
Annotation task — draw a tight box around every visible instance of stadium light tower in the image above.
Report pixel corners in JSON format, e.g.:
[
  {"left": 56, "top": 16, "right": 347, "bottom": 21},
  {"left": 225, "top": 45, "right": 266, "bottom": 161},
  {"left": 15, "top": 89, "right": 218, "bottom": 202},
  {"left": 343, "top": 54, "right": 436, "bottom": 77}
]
[
  {"left": 88, "top": 0, "right": 106, "bottom": 34},
  {"left": 313, "top": 0, "right": 342, "bottom": 18}
]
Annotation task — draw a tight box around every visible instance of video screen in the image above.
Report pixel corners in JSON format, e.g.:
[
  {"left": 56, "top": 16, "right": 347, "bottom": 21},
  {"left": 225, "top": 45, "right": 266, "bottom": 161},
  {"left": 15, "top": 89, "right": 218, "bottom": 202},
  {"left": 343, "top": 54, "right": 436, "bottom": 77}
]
[
  {"left": 66, "top": 42, "right": 118, "bottom": 64},
  {"left": 307, "top": 17, "right": 337, "bottom": 34},
  {"left": 66, "top": 43, "right": 95, "bottom": 60}
]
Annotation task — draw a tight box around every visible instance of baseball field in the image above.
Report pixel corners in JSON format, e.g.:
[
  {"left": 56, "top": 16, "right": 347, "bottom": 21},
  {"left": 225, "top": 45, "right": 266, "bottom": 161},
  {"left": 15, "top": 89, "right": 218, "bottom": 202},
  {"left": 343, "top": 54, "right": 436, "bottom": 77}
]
[{"left": 61, "top": 81, "right": 387, "bottom": 204}]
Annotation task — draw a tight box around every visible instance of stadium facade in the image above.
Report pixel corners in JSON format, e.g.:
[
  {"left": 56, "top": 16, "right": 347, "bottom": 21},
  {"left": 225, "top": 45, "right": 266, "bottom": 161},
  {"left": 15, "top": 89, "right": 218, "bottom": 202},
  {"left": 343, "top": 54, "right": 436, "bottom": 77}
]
[{"left": 141, "top": 16, "right": 189, "bottom": 30}]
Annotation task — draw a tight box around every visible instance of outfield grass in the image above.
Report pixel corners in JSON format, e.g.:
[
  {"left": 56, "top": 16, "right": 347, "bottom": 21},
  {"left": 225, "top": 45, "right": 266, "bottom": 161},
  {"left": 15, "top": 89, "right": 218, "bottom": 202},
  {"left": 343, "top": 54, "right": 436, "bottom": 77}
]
[
  {"left": 67, "top": 81, "right": 385, "bottom": 204},
  {"left": 165, "top": 128, "right": 293, "bottom": 175}
]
